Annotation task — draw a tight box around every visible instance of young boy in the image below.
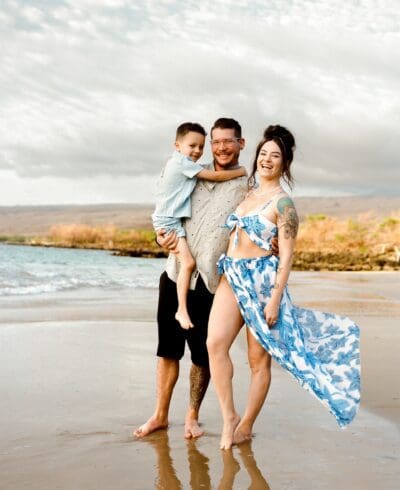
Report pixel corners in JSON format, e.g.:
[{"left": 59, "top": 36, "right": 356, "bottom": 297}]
[{"left": 152, "top": 122, "right": 246, "bottom": 329}]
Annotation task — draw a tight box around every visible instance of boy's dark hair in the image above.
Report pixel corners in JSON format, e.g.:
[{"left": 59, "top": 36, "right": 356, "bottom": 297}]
[
  {"left": 176, "top": 122, "right": 207, "bottom": 140},
  {"left": 211, "top": 118, "right": 242, "bottom": 138}
]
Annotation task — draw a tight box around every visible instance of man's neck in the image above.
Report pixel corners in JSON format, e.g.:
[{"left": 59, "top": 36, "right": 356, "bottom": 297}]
[{"left": 213, "top": 160, "right": 240, "bottom": 171}]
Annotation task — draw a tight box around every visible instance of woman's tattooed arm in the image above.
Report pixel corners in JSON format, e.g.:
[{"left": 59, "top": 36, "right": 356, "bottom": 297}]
[
  {"left": 272, "top": 197, "right": 298, "bottom": 292},
  {"left": 277, "top": 196, "right": 299, "bottom": 239},
  {"left": 273, "top": 266, "right": 284, "bottom": 290}
]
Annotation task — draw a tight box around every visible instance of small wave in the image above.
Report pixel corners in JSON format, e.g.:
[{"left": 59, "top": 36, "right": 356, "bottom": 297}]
[
  {"left": 0, "top": 283, "right": 73, "bottom": 296},
  {"left": 0, "top": 245, "right": 165, "bottom": 297},
  {"left": 0, "top": 277, "right": 160, "bottom": 296}
]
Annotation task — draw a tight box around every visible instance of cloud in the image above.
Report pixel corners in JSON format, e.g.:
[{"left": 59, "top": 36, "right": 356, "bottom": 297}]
[
  {"left": 0, "top": 169, "right": 157, "bottom": 205},
  {"left": 0, "top": 0, "right": 399, "bottom": 203}
]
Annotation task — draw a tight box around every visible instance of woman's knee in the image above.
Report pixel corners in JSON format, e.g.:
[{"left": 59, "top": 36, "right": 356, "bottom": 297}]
[
  {"left": 248, "top": 350, "right": 271, "bottom": 374},
  {"left": 206, "top": 332, "right": 228, "bottom": 356},
  {"left": 206, "top": 334, "right": 220, "bottom": 355}
]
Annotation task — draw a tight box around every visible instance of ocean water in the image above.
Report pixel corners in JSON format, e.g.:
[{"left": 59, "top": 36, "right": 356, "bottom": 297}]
[
  {"left": 2, "top": 244, "right": 397, "bottom": 305},
  {"left": 0, "top": 244, "right": 166, "bottom": 297}
]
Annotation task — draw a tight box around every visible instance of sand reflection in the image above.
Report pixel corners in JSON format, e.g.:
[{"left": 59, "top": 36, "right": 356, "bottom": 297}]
[
  {"left": 145, "top": 431, "right": 182, "bottom": 489},
  {"left": 236, "top": 442, "right": 270, "bottom": 490},
  {"left": 144, "top": 431, "right": 270, "bottom": 489}
]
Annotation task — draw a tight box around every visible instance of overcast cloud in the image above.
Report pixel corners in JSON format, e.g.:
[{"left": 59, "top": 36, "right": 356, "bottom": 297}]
[{"left": 1, "top": 0, "right": 399, "bottom": 205}]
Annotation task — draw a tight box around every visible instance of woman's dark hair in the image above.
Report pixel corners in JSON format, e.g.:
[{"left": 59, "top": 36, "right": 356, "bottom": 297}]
[{"left": 249, "top": 125, "right": 296, "bottom": 189}]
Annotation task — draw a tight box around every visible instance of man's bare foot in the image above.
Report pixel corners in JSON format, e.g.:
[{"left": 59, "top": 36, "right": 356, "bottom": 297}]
[
  {"left": 184, "top": 417, "right": 204, "bottom": 439},
  {"left": 175, "top": 311, "right": 194, "bottom": 330},
  {"left": 220, "top": 413, "right": 241, "bottom": 450},
  {"left": 233, "top": 423, "right": 253, "bottom": 445},
  {"left": 133, "top": 416, "right": 168, "bottom": 438}
]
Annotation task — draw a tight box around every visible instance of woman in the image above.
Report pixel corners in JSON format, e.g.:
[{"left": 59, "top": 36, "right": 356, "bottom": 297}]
[{"left": 207, "top": 125, "right": 360, "bottom": 450}]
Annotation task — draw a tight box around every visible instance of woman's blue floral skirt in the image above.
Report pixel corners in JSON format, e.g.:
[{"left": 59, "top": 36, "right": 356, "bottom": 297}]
[{"left": 217, "top": 254, "right": 361, "bottom": 427}]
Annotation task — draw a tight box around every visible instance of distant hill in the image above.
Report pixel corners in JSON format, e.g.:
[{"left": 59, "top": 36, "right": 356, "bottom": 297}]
[
  {"left": 1, "top": 197, "right": 399, "bottom": 236},
  {"left": 293, "top": 196, "right": 400, "bottom": 221}
]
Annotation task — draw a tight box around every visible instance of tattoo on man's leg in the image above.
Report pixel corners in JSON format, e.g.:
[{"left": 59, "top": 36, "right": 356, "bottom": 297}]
[{"left": 190, "top": 364, "right": 210, "bottom": 410}]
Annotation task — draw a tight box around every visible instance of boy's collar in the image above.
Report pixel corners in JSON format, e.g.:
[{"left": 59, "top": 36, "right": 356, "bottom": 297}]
[{"left": 173, "top": 149, "right": 184, "bottom": 159}]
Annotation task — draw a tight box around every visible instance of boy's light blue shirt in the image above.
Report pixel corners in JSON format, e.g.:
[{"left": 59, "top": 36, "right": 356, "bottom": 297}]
[{"left": 153, "top": 150, "right": 205, "bottom": 219}]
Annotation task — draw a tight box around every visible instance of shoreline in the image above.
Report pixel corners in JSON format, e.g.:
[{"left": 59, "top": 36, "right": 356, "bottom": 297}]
[{"left": 1, "top": 240, "right": 399, "bottom": 271}]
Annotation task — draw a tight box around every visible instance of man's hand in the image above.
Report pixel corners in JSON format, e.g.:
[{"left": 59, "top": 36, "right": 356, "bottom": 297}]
[
  {"left": 156, "top": 229, "right": 179, "bottom": 252},
  {"left": 271, "top": 237, "right": 279, "bottom": 256}
]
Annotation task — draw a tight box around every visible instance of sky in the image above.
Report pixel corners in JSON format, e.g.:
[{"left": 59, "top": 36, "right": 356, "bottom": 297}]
[{"left": 1, "top": 0, "right": 399, "bottom": 205}]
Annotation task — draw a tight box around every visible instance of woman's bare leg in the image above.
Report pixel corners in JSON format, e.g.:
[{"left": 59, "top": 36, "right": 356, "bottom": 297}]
[
  {"left": 207, "top": 276, "right": 244, "bottom": 450},
  {"left": 233, "top": 329, "right": 271, "bottom": 444},
  {"left": 174, "top": 237, "right": 196, "bottom": 329}
]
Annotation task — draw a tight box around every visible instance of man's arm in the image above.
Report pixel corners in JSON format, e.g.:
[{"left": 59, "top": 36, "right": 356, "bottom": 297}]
[
  {"left": 197, "top": 166, "right": 247, "bottom": 182},
  {"left": 271, "top": 237, "right": 279, "bottom": 256}
]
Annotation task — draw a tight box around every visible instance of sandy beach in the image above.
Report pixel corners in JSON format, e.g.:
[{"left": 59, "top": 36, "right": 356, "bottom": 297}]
[{"left": 1, "top": 272, "right": 399, "bottom": 489}]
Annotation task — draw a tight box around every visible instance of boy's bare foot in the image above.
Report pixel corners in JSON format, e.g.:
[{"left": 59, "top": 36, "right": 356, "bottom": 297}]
[
  {"left": 184, "top": 416, "right": 204, "bottom": 439},
  {"left": 220, "top": 413, "right": 241, "bottom": 450},
  {"left": 133, "top": 416, "right": 168, "bottom": 438},
  {"left": 175, "top": 311, "right": 194, "bottom": 329},
  {"left": 233, "top": 423, "right": 253, "bottom": 445}
]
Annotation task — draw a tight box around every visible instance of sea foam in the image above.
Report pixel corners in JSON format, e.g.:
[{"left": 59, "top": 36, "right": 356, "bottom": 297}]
[{"left": 0, "top": 244, "right": 165, "bottom": 296}]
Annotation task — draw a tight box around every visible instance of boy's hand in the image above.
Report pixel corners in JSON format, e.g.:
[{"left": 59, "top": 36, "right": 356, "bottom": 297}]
[
  {"left": 156, "top": 229, "right": 179, "bottom": 252},
  {"left": 271, "top": 237, "right": 279, "bottom": 256},
  {"left": 238, "top": 166, "right": 247, "bottom": 177}
]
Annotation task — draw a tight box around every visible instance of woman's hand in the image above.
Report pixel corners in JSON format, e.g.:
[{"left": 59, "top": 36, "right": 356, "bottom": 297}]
[{"left": 264, "top": 299, "right": 280, "bottom": 328}]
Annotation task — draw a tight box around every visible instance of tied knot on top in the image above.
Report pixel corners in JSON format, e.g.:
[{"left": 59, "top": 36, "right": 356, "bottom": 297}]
[
  {"left": 224, "top": 212, "right": 247, "bottom": 249},
  {"left": 224, "top": 212, "right": 274, "bottom": 251}
]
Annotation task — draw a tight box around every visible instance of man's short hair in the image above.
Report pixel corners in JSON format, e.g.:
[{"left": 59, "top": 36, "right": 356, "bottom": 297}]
[
  {"left": 211, "top": 118, "right": 242, "bottom": 138},
  {"left": 176, "top": 122, "right": 207, "bottom": 140}
]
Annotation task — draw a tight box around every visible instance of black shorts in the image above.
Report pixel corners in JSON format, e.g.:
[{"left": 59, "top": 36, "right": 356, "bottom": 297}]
[{"left": 156, "top": 271, "right": 214, "bottom": 367}]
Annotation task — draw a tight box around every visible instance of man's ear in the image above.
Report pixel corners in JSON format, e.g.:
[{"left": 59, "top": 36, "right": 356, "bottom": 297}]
[{"left": 239, "top": 138, "right": 245, "bottom": 150}]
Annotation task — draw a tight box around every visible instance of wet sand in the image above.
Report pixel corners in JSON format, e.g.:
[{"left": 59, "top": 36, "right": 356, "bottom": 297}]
[{"left": 0, "top": 272, "right": 399, "bottom": 489}]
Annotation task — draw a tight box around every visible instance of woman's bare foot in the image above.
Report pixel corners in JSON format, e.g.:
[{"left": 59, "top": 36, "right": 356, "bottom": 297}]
[
  {"left": 220, "top": 413, "right": 241, "bottom": 450},
  {"left": 184, "top": 416, "right": 204, "bottom": 439},
  {"left": 217, "top": 450, "right": 241, "bottom": 488},
  {"left": 133, "top": 416, "right": 168, "bottom": 438},
  {"left": 175, "top": 310, "right": 194, "bottom": 329},
  {"left": 233, "top": 422, "right": 253, "bottom": 445}
]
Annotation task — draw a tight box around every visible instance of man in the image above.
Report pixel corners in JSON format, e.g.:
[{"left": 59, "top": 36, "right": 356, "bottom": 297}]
[{"left": 134, "top": 118, "right": 248, "bottom": 439}]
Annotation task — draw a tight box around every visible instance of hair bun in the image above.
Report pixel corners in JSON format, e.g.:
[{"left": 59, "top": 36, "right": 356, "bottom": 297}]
[
  {"left": 263, "top": 125, "right": 295, "bottom": 150},
  {"left": 263, "top": 125, "right": 280, "bottom": 137}
]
